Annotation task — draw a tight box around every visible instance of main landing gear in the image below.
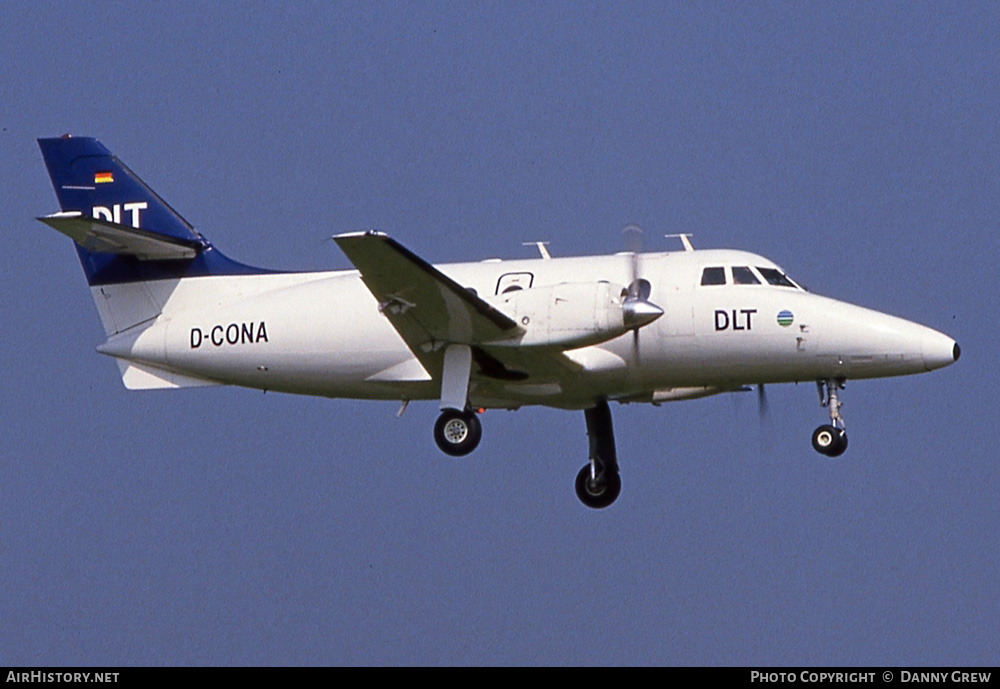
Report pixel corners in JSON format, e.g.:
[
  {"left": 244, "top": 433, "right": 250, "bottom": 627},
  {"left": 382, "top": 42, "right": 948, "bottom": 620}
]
[
  {"left": 575, "top": 400, "right": 622, "bottom": 509},
  {"left": 431, "top": 400, "right": 622, "bottom": 509},
  {"left": 433, "top": 344, "right": 482, "bottom": 456},
  {"left": 812, "top": 379, "right": 848, "bottom": 457},
  {"left": 433, "top": 408, "right": 482, "bottom": 457},
  {"left": 429, "top": 344, "right": 612, "bottom": 507}
]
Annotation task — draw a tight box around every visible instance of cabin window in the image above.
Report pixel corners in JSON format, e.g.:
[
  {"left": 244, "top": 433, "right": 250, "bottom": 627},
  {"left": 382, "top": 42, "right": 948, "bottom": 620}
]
[
  {"left": 700, "top": 267, "right": 726, "bottom": 286},
  {"left": 732, "top": 266, "right": 760, "bottom": 285},
  {"left": 757, "top": 267, "right": 797, "bottom": 288}
]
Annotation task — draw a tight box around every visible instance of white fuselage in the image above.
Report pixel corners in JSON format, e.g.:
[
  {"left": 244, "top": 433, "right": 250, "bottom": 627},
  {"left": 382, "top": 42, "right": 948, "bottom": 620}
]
[{"left": 93, "top": 248, "right": 957, "bottom": 410}]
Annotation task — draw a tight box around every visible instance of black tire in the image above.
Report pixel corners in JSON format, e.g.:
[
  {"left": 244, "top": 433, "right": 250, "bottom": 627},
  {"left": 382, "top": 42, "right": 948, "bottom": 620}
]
[
  {"left": 829, "top": 429, "right": 848, "bottom": 457},
  {"left": 574, "top": 464, "right": 622, "bottom": 509},
  {"left": 433, "top": 410, "right": 482, "bottom": 456},
  {"left": 812, "top": 425, "right": 848, "bottom": 457}
]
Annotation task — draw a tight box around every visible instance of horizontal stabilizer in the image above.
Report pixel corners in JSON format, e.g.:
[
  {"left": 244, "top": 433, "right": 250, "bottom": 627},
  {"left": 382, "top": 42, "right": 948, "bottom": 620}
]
[{"left": 38, "top": 211, "right": 202, "bottom": 260}]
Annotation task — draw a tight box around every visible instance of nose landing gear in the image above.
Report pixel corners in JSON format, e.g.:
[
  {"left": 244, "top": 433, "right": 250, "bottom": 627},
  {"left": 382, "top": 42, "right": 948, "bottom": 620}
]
[{"left": 812, "top": 379, "right": 848, "bottom": 457}]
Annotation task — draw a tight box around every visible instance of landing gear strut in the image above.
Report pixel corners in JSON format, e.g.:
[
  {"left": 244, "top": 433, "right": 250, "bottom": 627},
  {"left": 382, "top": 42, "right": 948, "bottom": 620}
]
[
  {"left": 433, "top": 343, "right": 481, "bottom": 456},
  {"left": 433, "top": 408, "right": 482, "bottom": 456},
  {"left": 812, "top": 379, "right": 848, "bottom": 457},
  {"left": 575, "top": 400, "right": 622, "bottom": 509}
]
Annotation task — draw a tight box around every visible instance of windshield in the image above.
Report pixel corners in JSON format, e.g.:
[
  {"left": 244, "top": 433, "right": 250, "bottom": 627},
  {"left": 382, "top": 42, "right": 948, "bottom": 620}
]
[
  {"left": 732, "top": 266, "right": 760, "bottom": 285},
  {"left": 756, "top": 267, "right": 798, "bottom": 288}
]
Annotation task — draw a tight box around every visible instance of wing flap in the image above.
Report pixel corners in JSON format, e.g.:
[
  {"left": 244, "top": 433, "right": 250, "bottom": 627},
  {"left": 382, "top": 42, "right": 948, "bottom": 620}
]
[{"left": 39, "top": 211, "right": 202, "bottom": 260}]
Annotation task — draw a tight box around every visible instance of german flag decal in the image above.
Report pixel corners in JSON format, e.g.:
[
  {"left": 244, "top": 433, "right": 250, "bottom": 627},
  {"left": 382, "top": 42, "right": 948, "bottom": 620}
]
[{"left": 94, "top": 171, "right": 114, "bottom": 184}]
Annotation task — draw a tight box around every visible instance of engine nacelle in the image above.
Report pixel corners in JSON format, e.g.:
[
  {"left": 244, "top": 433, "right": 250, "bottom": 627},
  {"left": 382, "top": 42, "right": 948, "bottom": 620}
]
[{"left": 487, "top": 281, "right": 639, "bottom": 348}]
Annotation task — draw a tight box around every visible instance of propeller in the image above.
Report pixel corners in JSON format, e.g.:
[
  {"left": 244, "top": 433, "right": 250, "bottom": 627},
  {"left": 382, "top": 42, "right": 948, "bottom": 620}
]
[
  {"left": 757, "top": 383, "right": 769, "bottom": 421},
  {"left": 620, "top": 223, "right": 663, "bottom": 363}
]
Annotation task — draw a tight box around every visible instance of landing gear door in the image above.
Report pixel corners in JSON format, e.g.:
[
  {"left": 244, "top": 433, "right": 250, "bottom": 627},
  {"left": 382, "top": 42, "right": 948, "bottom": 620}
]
[{"left": 496, "top": 272, "right": 534, "bottom": 295}]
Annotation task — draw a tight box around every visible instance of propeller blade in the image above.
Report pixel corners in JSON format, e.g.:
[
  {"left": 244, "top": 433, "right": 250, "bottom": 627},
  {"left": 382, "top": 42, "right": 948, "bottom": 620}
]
[
  {"left": 622, "top": 223, "right": 643, "bottom": 293},
  {"left": 620, "top": 223, "right": 659, "bottom": 367},
  {"left": 622, "top": 223, "right": 643, "bottom": 255},
  {"left": 757, "top": 383, "right": 769, "bottom": 420}
]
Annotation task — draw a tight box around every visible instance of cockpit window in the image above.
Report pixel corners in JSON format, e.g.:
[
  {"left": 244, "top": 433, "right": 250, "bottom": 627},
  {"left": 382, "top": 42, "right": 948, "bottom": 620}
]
[
  {"left": 757, "top": 267, "right": 797, "bottom": 288},
  {"left": 701, "top": 267, "right": 726, "bottom": 285},
  {"left": 732, "top": 266, "right": 760, "bottom": 285}
]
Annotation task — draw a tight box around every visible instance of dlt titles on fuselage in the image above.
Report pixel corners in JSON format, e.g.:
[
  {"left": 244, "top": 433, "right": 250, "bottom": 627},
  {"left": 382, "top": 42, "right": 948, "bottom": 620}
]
[{"left": 715, "top": 308, "right": 757, "bottom": 331}]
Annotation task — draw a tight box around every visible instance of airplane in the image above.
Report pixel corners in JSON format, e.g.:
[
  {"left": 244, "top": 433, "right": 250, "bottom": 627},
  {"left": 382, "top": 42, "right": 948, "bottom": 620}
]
[{"left": 36, "top": 135, "right": 960, "bottom": 509}]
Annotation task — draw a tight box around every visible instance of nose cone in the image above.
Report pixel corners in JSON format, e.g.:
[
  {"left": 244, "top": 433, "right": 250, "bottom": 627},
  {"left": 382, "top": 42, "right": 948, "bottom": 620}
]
[
  {"left": 922, "top": 328, "right": 960, "bottom": 371},
  {"left": 814, "top": 297, "right": 959, "bottom": 379}
]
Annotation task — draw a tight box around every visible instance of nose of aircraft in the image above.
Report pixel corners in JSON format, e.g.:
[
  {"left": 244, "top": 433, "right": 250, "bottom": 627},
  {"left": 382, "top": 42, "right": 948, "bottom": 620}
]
[
  {"left": 820, "top": 299, "right": 959, "bottom": 379},
  {"left": 922, "top": 327, "right": 960, "bottom": 371}
]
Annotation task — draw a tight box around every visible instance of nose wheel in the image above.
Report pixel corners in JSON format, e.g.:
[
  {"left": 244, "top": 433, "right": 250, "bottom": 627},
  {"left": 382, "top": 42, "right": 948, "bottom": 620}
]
[
  {"left": 813, "top": 379, "right": 848, "bottom": 457},
  {"left": 812, "top": 424, "right": 848, "bottom": 457}
]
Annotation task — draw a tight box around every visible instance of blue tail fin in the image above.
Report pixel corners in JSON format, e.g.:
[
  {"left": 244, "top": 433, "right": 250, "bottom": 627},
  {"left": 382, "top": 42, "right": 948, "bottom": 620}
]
[{"left": 37, "top": 136, "right": 270, "bottom": 286}]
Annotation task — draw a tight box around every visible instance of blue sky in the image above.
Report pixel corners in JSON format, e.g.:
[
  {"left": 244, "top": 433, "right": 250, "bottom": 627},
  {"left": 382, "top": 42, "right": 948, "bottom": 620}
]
[{"left": 2, "top": 1, "right": 997, "bottom": 665}]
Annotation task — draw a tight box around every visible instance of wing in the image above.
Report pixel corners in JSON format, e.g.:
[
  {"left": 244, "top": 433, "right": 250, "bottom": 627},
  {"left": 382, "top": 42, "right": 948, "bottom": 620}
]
[
  {"left": 334, "top": 231, "right": 521, "bottom": 346},
  {"left": 333, "top": 232, "right": 584, "bottom": 399}
]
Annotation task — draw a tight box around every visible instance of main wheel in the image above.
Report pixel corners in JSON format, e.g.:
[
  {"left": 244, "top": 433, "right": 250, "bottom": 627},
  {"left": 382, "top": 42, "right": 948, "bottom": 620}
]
[
  {"left": 575, "top": 464, "right": 622, "bottom": 509},
  {"left": 433, "top": 410, "right": 482, "bottom": 456},
  {"left": 812, "top": 425, "right": 848, "bottom": 457}
]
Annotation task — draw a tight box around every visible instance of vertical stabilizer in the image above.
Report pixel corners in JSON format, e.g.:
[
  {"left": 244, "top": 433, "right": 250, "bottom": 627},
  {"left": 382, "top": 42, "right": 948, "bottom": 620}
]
[{"left": 37, "top": 136, "right": 273, "bottom": 335}]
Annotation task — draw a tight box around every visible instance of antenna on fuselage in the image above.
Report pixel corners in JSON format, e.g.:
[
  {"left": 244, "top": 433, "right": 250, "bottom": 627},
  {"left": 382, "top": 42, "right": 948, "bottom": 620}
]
[
  {"left": 522, "top": 241, "right": 552, "bottom": 259},
  {"left": 664, "top": 234, "right": 695, "bottom": 252}
]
